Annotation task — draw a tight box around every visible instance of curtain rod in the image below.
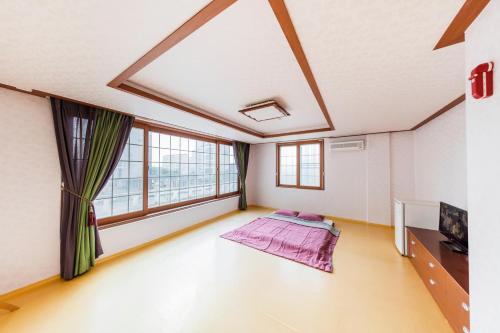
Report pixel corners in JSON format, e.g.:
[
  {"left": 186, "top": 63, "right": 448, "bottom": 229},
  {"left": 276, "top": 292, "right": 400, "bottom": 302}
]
[{"left": 0, "top": 82, "right": 239, "bottom": 143}]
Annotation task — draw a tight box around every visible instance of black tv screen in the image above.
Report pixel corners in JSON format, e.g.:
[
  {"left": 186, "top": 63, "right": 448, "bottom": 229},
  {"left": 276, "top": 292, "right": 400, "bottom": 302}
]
[{"left": 439, "top": 202, "right": 468, "bottom": 250}]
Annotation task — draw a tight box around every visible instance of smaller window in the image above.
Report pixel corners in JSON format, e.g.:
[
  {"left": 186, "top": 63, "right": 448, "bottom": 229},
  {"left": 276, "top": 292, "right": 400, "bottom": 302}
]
[{"left": 276, "top": 140, "right": 324, "bottom": 190}]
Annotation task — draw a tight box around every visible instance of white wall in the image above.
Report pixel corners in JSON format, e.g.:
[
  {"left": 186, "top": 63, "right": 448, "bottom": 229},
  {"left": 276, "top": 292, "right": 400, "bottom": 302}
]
[
  {"left": 99, "top": 197, "right": 237, "bottom": 256},
  {"left": 390, "top": 131, "right": 415, "bottom": 223},
  {"left": 248, "top": 107, "right": 467, "bottom": 227},
  {"left": 0, "top": 89, "right": 61, "bottom": 295},
  {"left": 465, "top": 2, "right": 500, "bottom": 331},
  {"left": 366, "top": 134, "right": 391, "bottom": 225},
  {"left": 247, "top": 133, "right": 392, "bottom": 225},
  {"left": 0, "top": 89, "right": 238, "bottom": 294},
  {"left": 389, "top": 103, "right": 467, "bottom": 225},
  {"left": 414, "top": 103, "right": 467, "bottom": 209}
]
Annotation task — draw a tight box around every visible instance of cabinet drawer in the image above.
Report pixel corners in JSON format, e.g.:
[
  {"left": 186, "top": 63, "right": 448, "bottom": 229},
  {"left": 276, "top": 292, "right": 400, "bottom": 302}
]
[
  {"left": 444, "top": 274, "right": 470, "bottom": 333},
  {"left": 420, "top": 261, "right": 448, "bottom": 310},
  {"left": 407, "top": 231, "right": 449, "bottom": 317},
  {"left": 408, "top": 236, "right": 425, "bottom": 277},
  {"left": 407, "top": 231, "right": 418, "bottom": 256},
  {"left": 408, "top": 233, "right": 438, "bottom": 278}
]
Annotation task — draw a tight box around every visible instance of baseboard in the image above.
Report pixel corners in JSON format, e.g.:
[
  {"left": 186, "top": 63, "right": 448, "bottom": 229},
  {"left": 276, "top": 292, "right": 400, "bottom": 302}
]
[
  {"left": 0, "top": 275, "right": 61, "bottom": 302},
  {"left": 328, "top": 215, "right": 393, "bottom": 229},
  {"left": 0, "top": 209, "right": 240, "bottom": 302},
  {"left": 249, "top": 204, "right": 392, "bottom": 228}
]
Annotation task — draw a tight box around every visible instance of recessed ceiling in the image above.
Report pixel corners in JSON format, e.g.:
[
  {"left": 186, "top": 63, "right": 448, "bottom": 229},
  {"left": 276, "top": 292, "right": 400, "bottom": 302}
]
[
  {"left": 0, "top": 0, "right": 466, "bottom": 144},
  {"left": 127, "top": 0, "right": 328, "bottom": 135}
]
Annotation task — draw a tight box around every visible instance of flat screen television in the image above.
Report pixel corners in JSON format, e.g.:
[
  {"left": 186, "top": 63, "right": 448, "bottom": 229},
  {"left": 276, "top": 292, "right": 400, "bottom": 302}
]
[{"left": 439, "top": 202, "right": 468, "bottom": 253}]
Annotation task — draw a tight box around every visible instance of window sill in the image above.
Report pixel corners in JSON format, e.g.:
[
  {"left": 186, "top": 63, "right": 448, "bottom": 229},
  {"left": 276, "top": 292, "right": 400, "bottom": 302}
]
[
  {"left": 97, "top": 193, "right": 239, "bottom": 230},
  {"left": 276, "top": 185, "right": 324, "bottom": 190}
]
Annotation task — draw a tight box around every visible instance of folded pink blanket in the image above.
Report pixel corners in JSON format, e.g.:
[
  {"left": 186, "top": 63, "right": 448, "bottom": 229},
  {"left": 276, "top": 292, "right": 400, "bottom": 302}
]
[{"left": 221, "top": 216, "right": 340, "bottom": 272}]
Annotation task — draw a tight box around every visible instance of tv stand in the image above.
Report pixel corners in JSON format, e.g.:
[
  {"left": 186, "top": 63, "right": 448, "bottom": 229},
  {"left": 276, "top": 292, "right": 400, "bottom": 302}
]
[
  {"left": 407, "top": 227, "right": 469, "bottom": 333},
  {"left": 440, "top": 240, "right": 468, "bottom": 254}
]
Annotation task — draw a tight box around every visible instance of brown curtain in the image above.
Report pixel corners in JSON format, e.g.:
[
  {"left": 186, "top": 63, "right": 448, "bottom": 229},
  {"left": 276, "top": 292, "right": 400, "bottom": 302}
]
[
  {"left": 232, "top": 141, "right": 250, "bottom": 210},
  {"left": 51, "top": 98, "right": 133, "bottom": 280}
]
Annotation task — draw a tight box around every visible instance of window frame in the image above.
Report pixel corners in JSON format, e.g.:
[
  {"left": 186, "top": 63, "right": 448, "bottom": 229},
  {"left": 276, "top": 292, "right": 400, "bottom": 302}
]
[
  {"left": 217, "top": 143, "right": 240, "bottom": 198},
  {"left": 276, "top": 140, "right": 324, "bottom": 190},
  {"left": 97, "top": 121, "right": 239, "bottom": 226}
]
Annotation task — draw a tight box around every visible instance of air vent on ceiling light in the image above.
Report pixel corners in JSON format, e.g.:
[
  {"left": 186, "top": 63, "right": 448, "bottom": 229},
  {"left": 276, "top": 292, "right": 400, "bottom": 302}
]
[
  {"left": 329, "top": 140, "right": 365, "bottom": 151},
  {"left": 239, "top": 100, "right": 289, "bottom": 122}
]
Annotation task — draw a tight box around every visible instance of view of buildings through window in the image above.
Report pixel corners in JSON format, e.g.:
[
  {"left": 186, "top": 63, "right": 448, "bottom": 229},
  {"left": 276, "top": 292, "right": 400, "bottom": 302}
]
[{"left": 93, "top": 126, "right": 238, "bottom": 222}]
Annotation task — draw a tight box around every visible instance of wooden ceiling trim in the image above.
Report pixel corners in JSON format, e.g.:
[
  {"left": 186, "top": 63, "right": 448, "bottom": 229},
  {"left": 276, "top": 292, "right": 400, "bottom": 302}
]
[
  {"left": 411, "top": 94, "right": 465, "bottom": 130},
  {"left": 120, "top": 82, "right": 332, "bottom": 138},
  {"left": 108, "top": 0, "right": 237, "bottom": 88},
  {"left": 106, "top": 0, "right": 335, "bottom": 138},
  {"left": 434, "top": 0, "right": 490, "bottom": 50},
  {"left": 268, "top": 0, "right": 334, "bottom": 130},
  {"left": 264, "top": 127, "right": 332, "bottom": 138},
  {"left": 117, "top": 82, "right": 265, "bottom": 138},
  {"left": 0, "top": 81, "right": 465, "bottom": 140},
  {"left": 0, "top": 82, "right": 45, "bottom": 98}
]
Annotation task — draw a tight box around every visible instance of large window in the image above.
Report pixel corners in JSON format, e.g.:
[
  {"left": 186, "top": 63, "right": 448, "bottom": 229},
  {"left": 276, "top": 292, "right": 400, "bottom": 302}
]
[
  {"left": 276, "top": 140, "right": 324, "bottom": 190},
  {"left": 94, "top": 123, "right": 239, "bottom": 226},
  {"left": 148, "top": 130, "right": 217, "bottom": 209},
  {"left": 94, "top": 127, "right": 144, "bottom": 218}
]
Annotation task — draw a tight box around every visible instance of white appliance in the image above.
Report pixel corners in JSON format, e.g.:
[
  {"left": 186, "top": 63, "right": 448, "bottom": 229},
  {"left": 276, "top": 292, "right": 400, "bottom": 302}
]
[{"left": 394, "top": 199, "right": 440, "bottom": 255}]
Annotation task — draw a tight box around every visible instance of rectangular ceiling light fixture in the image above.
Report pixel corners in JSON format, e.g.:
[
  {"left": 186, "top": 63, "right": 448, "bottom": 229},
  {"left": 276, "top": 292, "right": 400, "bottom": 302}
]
[{"left": 239, "top": 100, "right": 289, "bottom": 122}]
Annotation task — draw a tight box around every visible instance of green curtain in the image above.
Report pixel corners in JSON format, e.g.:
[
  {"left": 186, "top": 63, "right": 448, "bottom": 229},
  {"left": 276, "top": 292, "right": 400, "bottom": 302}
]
[
  {"left": 74, "top": 111, "right": 131, "bottom": 276},
  {"left": 232, "top": 141, "right": 250, "bottom": 210}
]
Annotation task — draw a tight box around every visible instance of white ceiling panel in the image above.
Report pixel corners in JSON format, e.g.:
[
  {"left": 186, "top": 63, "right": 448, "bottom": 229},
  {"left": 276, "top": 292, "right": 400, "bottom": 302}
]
[
  {"left": 0, "top": 0, "right": 466, "bottom": 143},
  {"left": 129, "top": 0, "right": 327, "bottom": 135},
  {"left": 284, "top": 0, "right": 465, "bottom": 135},
  {"left": 0, "top": 0, "right": 263, "bottom": 143}
]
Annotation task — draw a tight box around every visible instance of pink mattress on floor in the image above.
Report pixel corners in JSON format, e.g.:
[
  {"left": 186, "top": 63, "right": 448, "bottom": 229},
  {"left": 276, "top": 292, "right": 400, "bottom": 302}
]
[{"left": 220, "top": 216, "right": 340, "bottom": 272}]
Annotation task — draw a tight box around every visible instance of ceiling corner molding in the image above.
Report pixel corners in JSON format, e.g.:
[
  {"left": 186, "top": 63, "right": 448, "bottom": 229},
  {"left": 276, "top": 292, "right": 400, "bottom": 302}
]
[
  {"left": 268, "top": 0, "right": 334, "bottom": 130},
  {"left": 411, "top": 94, "right": 465, "bottom": 130},
  {"left": 434, "top": 0, "right": 490, "bottom": 50}
]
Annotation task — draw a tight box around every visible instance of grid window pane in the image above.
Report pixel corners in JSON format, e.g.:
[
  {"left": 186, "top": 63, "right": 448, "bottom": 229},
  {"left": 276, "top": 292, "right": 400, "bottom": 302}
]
[
  {"left": 94, "top": 127, "right": 144, "bottom": 219},
  {"left": 148, "top": 131, "right": 216, "bottom": 208},
  {"left": 300, "top": 144, "right": 321, "bottom": 187},
  {"left": 279, "top": 145, "right": 297, "bottom": 185},
  {"left": 277, "top": 142, "right": 323, "bottom": 189},
  {"left": 219, "top": 144, "right": 238, "bottom": 194}
]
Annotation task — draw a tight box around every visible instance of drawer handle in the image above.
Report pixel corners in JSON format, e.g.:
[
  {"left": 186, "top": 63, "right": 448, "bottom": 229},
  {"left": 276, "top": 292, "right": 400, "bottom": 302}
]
[
  {"left": 428, "top": 262, "right": 435, "bottom": 268},
  {"left": 411, "top": 253, "right": 416, "bottom": 258},
  {"left": 462, "top": 326, "right": 469, "bottom": 333},
  {"left": 429, "top": 278, "right": 436, "bottom": 285},
  {"left": 411, "top": 240, "right": 416, "bottom": 245},
  {"left": 462, "top": 302, "right": 469, "bottom": 312}
]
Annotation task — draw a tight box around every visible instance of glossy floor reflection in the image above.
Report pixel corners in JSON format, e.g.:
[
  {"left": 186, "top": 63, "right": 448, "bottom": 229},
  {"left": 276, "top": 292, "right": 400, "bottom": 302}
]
[{"left": 0, "top": 207, "right": 452, "bottom": 333}]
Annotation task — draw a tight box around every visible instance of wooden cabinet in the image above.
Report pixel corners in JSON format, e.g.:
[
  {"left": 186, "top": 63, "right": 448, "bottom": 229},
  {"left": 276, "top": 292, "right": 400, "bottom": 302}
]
[{"left": 407, "top": 227, "right": 469, "bottom": 333}]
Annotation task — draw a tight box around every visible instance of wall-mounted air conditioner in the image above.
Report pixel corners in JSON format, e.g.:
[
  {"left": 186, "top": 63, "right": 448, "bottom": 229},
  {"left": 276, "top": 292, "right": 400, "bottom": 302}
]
[{"left": 329, "top": 140, "right": 365, "bottom": 151}]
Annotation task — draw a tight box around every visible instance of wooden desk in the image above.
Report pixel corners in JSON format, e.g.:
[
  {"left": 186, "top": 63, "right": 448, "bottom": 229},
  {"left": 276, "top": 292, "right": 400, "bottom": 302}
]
[{"left": 407, "top": 227, "right": 469, "bottom": 333}]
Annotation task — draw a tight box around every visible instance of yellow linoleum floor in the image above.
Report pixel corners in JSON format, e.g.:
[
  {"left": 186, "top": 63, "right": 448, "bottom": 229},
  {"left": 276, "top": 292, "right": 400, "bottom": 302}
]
[{"left": 0, "top": 207, "right": 453, "bottom": 333}]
